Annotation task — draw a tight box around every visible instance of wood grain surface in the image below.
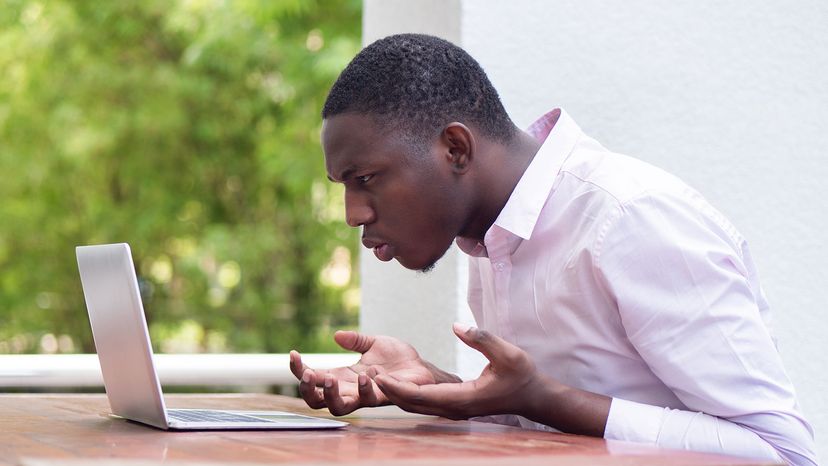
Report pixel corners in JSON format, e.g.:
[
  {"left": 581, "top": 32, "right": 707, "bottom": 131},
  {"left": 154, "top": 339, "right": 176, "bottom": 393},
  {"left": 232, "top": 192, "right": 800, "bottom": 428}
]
[{"left": 0, "top": 394, "right": 778, "bottom": 466}]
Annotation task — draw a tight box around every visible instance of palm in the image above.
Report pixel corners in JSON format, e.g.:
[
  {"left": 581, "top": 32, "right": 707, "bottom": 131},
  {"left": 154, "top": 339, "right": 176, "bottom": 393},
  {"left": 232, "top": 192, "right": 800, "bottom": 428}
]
[{"left": 343, "top": 335, "right": 437, "bottom": 393}]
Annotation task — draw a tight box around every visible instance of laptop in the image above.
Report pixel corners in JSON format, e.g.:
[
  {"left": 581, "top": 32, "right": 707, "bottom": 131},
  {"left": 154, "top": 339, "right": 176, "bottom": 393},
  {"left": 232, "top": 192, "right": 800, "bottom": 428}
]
[{"left": 76, "top": 242, "right": 347, "bottom": 430}]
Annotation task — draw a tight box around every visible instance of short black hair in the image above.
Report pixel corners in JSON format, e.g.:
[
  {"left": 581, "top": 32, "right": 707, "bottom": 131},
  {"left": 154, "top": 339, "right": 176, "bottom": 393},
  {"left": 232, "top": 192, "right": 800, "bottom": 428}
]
[{"left": 322, "top": 33, "right": 517, "bottom": 145}]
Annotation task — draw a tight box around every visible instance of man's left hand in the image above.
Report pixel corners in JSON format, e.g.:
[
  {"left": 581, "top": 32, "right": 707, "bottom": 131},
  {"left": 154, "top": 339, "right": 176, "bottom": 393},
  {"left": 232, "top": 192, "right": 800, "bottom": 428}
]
[{"left": 373, "top": 323, "right": 611, "bottom": 437}]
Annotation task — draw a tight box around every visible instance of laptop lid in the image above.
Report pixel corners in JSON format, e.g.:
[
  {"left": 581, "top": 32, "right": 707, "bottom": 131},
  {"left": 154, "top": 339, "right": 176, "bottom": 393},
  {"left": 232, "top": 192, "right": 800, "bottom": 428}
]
[
  {"left": 77, "top": 243, "right": 347, "bottom": 431},
  {"left": 76, "top": 243, "right": 170, "bottom": 429}
]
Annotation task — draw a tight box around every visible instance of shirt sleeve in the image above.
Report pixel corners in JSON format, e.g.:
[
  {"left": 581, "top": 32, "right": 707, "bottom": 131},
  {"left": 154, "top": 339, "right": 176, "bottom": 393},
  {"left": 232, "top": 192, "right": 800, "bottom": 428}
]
[{"left": 594, "top": 191, "right": 816, "bottom": 466}]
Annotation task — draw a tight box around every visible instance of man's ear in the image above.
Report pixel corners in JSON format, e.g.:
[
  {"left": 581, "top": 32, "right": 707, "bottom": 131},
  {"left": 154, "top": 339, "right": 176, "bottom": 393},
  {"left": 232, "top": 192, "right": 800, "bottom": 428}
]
[{"left": 440, "top": 123, "right": 475, "bottom": 174}]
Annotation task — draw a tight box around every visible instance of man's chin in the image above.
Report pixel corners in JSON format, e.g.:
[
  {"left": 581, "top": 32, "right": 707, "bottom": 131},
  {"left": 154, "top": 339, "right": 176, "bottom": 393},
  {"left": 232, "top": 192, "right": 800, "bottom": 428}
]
[
  {"left": 396, "top": 250, "right": 446, "bottom": 273},
  {"left": 397, "top": 259, "right": 437, "bottom": 274},
  {"left": 396, "top": 257, "right": 430, "bottom": 271}
]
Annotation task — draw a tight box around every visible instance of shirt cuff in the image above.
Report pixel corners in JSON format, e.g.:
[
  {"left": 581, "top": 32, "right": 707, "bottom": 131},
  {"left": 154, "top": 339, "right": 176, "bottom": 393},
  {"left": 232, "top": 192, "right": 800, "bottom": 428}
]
[{"left": 604, "top": 397, "right": 666, "bottom": 443}]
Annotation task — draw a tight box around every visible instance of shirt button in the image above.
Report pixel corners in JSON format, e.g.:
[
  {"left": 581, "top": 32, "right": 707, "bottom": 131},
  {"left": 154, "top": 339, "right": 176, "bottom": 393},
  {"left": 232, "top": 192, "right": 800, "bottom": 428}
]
[{"left": 494, "top": 262, "right": 505, "bottom": 271}]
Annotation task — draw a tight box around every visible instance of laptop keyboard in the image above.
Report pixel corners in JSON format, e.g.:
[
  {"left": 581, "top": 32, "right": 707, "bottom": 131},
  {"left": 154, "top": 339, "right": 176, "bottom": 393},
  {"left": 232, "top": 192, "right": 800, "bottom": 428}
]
[{"left": 167, "top": 409, "right": 268, "bottom": 423}]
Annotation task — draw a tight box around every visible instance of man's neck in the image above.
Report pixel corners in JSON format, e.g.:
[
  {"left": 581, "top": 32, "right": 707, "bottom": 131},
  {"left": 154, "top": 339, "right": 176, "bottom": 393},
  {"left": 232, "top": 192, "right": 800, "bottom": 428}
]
[{"left": 459, "top": 129, "right": 544, "bottom": 243}]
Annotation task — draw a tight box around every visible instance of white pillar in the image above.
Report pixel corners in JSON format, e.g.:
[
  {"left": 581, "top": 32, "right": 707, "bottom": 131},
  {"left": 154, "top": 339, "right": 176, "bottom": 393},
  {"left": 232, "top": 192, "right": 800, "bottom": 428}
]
[{"left": 361, "top": 2, "right": 828, "bottom": 457}]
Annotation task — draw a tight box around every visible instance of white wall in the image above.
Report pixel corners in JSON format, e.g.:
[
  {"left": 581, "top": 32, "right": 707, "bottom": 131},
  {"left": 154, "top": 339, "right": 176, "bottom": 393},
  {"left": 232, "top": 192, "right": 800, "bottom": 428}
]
[{"left": 362, "top": 0, "right": 827, "bottom": 457}]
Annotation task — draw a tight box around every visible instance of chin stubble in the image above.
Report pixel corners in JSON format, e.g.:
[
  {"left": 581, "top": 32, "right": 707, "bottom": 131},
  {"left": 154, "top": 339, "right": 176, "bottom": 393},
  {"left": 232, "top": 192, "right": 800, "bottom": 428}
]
[
  {"left": 417, "top": 249, "right": 448, "bottom": 274},
  {"left": 417, "top": 261, "right": 437, "bottom": 274}
]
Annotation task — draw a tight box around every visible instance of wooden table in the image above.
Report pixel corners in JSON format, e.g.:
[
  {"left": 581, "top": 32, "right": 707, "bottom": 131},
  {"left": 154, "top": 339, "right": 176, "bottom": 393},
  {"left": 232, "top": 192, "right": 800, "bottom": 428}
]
[{"left": 0, "top": 394, "right": 777, "bottom": 466}]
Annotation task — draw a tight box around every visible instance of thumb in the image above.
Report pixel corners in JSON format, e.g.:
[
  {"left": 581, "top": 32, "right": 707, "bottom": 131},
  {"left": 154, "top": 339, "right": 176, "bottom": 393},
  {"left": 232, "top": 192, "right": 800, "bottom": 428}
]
[
  {"left": 452, "top": 323, "right": 523, "bottom": 367},
  {"left": 334, "top": 330, "right": 376, "bottom": 354}
]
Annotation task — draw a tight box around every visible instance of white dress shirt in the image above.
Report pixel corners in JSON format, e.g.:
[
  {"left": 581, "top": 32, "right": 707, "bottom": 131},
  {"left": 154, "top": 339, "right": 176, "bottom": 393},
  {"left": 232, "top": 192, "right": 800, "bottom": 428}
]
[{"left": 457, "top": 109, "right": 816, "bottom": 466}]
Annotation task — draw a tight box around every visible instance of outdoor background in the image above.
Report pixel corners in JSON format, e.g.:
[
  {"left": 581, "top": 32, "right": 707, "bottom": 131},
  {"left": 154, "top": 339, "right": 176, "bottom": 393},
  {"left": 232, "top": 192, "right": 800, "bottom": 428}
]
[{"left": 0, "top": 0, "right": 362, "bottom": 357}]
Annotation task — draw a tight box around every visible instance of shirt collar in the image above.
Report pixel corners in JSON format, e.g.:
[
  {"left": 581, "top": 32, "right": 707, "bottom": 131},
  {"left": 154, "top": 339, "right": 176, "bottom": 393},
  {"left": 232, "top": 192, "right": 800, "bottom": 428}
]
[{"left": 457, "top": 108, "right": 582, "bottom": 257}]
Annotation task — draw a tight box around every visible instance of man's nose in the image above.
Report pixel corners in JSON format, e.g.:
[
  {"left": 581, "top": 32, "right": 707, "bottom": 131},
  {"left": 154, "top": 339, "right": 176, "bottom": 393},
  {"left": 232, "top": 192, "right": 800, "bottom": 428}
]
[{"left": 344, "top": 191, "right": 375, "bottom": 227}]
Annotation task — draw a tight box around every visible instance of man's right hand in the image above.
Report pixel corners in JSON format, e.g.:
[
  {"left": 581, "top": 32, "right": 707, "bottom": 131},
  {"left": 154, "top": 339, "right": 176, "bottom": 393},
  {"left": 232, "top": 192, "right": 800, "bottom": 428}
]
[{"left": 289, "top": 331, "right": 460, "bottom": 416}]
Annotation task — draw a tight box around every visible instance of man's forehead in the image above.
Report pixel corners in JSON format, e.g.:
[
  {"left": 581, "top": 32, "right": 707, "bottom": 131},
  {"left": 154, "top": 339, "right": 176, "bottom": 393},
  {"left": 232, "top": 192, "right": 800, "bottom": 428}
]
[
  {"left": 324, "top": 112, "right": 416, "bottom": 152},
  {"left": 322, "top": 116, "right": 364, "bottom": 173},
  {"left": 322, "top": 112, "right": 430, "bottom": 180},
  {"left": 322, "top": 114, "right": 390, "bottom": 176},
  {"left": 322, "top": 113, "right": 380, "bottom": 143}
]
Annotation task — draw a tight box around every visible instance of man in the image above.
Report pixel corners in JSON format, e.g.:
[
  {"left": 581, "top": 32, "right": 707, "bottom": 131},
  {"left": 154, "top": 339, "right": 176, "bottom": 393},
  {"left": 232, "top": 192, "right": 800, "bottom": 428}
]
[{"left": 288, "top": 34, "right": 816, "bottom": 465}]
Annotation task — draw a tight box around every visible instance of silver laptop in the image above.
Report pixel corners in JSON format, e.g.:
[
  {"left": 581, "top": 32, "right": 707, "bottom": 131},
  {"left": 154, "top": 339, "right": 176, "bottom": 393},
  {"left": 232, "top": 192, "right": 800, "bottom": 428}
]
[{"left": 76, "top": 242, "right": 347, "bottom": 430}]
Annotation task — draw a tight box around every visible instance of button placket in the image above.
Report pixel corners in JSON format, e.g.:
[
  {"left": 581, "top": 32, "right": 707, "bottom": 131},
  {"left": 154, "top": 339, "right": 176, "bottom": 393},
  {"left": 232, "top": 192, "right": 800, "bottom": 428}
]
[{"left": 486, "top": 233, "right": 515, "bottom": 343}]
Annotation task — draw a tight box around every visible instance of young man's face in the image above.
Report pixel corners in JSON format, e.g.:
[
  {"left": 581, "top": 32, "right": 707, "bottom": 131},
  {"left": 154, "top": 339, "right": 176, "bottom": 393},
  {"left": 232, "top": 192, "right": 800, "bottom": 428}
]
[{"left": 321, "top": 113, "right": 466, "bottom": 272}]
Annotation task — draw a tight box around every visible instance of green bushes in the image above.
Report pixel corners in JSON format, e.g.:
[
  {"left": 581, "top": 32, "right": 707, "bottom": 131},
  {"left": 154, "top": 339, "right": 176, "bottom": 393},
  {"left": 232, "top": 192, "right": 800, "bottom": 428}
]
[{"left": 0, "top": 0, "right": 361, "bottom": 355}]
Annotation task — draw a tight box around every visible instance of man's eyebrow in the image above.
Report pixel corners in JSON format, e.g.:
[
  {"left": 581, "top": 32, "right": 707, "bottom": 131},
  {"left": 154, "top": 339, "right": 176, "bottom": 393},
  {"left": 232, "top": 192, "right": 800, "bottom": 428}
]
[{"left": 328, "top": 166, "right": 358, "bottom": 183}]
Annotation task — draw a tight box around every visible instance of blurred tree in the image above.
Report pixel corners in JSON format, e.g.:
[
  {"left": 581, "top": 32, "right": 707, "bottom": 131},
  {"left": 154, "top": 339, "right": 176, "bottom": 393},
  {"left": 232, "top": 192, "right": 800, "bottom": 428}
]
[{"left": 0, "top": 0, "right": 362, "bottom": 354}]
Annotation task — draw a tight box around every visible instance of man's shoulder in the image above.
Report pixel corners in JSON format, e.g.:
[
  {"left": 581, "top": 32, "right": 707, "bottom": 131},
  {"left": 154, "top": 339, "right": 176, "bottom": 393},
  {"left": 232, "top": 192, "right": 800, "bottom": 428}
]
[{"left": 559, "top": 142, "right": 692, "bottom": 207}]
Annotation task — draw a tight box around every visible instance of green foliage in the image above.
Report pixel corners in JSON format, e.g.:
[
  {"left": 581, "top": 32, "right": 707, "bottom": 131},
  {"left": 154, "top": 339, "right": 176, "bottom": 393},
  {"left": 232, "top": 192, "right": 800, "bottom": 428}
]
[{"left": 0, "top": 0, "right": 362, "bottom": 354}]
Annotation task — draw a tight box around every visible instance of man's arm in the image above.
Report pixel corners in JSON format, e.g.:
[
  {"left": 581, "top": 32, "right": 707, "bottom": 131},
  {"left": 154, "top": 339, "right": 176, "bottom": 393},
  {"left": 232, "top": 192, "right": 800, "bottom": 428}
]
[
  {"left": 594, "top": 192, "right": 816, "bottom": 466},
  {"left": 372, "top": 323, "right": 795, "bottom": 465}
]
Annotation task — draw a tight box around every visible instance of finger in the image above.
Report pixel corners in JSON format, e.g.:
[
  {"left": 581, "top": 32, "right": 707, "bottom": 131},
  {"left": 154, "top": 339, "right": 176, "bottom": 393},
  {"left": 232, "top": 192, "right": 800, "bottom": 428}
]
[
  {"left": 357, "top": 372, "right": 380, "bottom": 407},
  {"left": 297, "top": 369, "right": 327, "bottom": 409},
  {"left": 366, "top": 365, "right": 382, "bottom": 378},
  {"left": 375, "top": 373, "right": 477, "bottom": 404},
  {"left": 452, "top": 323, "right": 525, "bottom": 368},
  {"left": 334, "top": 330, "right": 376, "bottom": 354},
  {"left": 290, "top": 350, "right": 336, "bottom": 384},
  {"left": 322, "top": 374, "right": 360, "bottom": 416},
  {"left": 374, "top": 374, "right": 470, "bottom": 418},
  {"left": 289, "top": 350, "right": 306, "bottom": 380}
]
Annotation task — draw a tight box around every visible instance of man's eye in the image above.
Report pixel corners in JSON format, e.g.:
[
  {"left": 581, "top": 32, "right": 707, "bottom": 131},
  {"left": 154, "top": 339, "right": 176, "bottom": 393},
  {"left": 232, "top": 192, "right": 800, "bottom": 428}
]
[{"left": 356, "top": 174, "right": 373, "bottom": 184}]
